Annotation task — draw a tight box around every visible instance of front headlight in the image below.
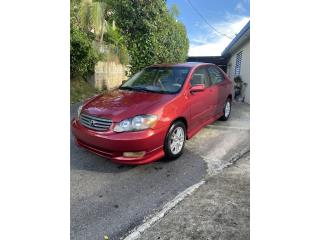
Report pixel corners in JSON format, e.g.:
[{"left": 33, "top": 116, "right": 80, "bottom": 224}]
[
  {"left": 114, "top": 115, "right": 158, "bottom": 132},
  {"left": 77, "top": 105, "right": 83, "bottom": 120}
]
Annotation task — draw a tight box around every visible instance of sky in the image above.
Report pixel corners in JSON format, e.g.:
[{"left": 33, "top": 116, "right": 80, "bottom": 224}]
[{"left": 166, "top": 0, "right": 250, "bottom": 56}]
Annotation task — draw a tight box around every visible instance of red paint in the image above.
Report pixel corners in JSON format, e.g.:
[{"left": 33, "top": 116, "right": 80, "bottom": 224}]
[{"left": 71, "top": 63, "right": 232, "bottom": 164}]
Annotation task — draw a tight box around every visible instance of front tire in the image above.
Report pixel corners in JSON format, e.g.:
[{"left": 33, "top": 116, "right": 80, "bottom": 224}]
[
  {"left": 220, "top": 98, "right": 231, "bottom": 121},
  {"left": 164, "top": 121, "right": 186, "bottom": 160}
]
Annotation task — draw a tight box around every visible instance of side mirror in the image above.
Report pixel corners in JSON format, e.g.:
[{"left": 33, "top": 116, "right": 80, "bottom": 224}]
[{"left": 190, "top": 84, "right": 205, "bottom": 93}]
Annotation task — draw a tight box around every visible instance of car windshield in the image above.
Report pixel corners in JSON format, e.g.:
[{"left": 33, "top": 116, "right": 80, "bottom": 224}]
[{"left": 120, "top": 66, "right": 191, "bottom": 94}]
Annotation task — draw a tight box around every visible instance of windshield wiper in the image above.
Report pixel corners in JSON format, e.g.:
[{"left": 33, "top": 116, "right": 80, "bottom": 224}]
[
  {"left": 135, "top": 87, "right": 171, "bottom": 94},
  {"left": 121, "top": 86, "right": 153, "bottom": 93},
  {"left": 119, "top": 86, "right": 135, "bottom": 91},
  {"left": 119, "top": 86, "right": 148, "bottom": 91},
  {"left": 120, "top": 86, "right": 170, "bottom": 94}
]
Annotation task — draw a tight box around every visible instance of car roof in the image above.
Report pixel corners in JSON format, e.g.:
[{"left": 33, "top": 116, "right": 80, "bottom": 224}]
[{"left": 150, "top": 62, "right": 214, "bottom": 68}]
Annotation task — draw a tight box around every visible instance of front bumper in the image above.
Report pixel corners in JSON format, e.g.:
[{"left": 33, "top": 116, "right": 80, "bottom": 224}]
[{"left": 71, "top": 118, "right": 167, "bottom": 164}]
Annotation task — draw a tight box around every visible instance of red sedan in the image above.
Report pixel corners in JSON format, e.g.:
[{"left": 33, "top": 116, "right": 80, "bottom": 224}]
[{"left": 71, "top": 62, "right": 232, "bottom": 164}]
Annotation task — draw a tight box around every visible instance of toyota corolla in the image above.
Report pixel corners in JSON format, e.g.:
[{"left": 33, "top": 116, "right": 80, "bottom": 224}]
[{"left": 71, "top": 62, "right": 232, "bottom": 164}]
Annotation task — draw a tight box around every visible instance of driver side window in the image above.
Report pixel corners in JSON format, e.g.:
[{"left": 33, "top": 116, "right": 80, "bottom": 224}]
[{"left": 190, "top": 67, "right": 210, "bottom": 87}]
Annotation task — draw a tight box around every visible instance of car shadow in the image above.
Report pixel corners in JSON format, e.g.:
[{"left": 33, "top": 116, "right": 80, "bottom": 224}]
[
  {"left": 70, "top": 135, "right": 175, "bottom": 173},
  {"left": 70, "top": 135, "right": 139, "bottom": 173},
  {"left": 70, "top": 132, "right": 205, "bottom": 174}
]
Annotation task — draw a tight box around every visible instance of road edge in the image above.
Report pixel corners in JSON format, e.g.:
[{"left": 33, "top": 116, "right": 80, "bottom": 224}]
[{"left": 122, "top": 147, "right": 250, "bottom": 240}]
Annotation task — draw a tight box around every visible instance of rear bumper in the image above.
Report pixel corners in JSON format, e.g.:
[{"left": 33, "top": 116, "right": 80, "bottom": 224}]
[{"left": 71, "top": 118, "right": 167, "bottom": 164}]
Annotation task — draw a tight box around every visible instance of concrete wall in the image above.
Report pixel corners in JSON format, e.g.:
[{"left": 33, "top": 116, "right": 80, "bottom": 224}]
[
  {"left": 90, "top": 61, "right": 128, "bottom": 91},
  {"left": 226, "top": 41, "right": 250, "bottom": 104}
]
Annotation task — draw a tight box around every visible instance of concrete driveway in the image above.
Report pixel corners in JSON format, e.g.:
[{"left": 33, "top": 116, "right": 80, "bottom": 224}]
[{"left": 70, "top": 102, "right": 249, "bottom": 240}]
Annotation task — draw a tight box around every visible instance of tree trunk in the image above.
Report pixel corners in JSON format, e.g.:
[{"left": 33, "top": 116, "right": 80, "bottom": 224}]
[{"left": 99, "top": 19, "right": 104, "bottom": 43}]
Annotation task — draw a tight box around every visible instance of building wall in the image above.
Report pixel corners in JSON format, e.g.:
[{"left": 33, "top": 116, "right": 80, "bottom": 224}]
[
  {"left": 89, "top": 61, "right": 128, "bottom": 91},
  {"left": 226, "top": 40, "right": 250, "bottom": 104}
]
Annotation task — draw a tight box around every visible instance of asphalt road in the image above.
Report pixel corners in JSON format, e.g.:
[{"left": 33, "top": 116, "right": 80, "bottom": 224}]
[
  {"left": 70, "top": 101, "right": 250, "bottom": 240},
  {"left": 138, "top": 153, "right": 250, "bottom": 240}
]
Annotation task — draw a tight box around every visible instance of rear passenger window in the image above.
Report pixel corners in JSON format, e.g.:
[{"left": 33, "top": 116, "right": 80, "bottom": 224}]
[
  {"left": 208, "top": 66, "right": 224, "bottom": 85},
  {"left": 190, "top": 67, "right": 210, "bottom": 87}
]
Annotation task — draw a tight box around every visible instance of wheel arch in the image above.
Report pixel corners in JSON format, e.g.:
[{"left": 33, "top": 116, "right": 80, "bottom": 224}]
[{"left": 171, "top": 117, "right": 188, "bottom": 138}]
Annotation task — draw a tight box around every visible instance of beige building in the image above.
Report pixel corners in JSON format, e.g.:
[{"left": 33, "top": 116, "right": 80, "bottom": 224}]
[{"left": 222, "top": 21, "right": 250, "bottom": 104}]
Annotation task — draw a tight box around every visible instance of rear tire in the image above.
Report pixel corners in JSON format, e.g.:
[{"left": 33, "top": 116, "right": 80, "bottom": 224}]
[
  {"left": 219, "top": 98, "right": 231, "bottom": 121},
  {"left": 163, "top": 121, "right": 186, "bottom": 160}
]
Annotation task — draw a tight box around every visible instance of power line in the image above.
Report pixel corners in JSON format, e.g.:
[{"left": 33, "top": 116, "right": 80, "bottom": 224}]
[{"left": 185, "top": 0, "right": 233, "bottom": 39}]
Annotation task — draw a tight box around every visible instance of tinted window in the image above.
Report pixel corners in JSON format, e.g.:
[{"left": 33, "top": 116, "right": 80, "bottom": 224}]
[
  {"left": 208, "top": 66, "right": 224, "bottom": 85},
  {"left": 190, "top": 67, "right": 210, "bottom": 87}
]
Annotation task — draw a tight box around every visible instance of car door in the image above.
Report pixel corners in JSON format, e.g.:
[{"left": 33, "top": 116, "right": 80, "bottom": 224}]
[
  {"left": 207, "top": 65, "right": 228, "bottom": 116},
  {"left": 188, "top": 66, "right": 213, "bottom": 131}
]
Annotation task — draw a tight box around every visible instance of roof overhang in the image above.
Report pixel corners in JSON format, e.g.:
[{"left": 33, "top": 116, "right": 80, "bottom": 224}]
[{"left": 222, "top": 21, "right": 250, "bottom": 56}]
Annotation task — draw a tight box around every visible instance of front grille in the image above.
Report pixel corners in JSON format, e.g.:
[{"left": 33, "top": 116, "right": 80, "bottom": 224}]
[{"left": 79, "top": 113, "right": 112, "bottom": 131}]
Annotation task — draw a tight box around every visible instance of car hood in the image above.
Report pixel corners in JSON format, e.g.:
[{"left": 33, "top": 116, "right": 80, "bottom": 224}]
[{"left": 82, "top": 90, "right": 176, "bottom": 122}]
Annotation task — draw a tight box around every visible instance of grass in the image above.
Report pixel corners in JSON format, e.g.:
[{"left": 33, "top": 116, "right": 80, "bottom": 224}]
[{"left": 70, "top": 77, "right": 103, "bottom": 104}]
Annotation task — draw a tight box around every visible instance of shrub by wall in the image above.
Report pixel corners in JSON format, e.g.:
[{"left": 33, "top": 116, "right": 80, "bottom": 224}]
[{"left": 70, "top": 23, "right": 99, "bottom": 78}]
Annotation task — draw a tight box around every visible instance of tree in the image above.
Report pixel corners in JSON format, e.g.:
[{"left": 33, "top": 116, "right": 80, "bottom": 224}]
[
  {"left": 155, "top": 5, "right": 189, "bottom": 64},
  {"left": 70, "top": 22, "right": 99, "bottom": 78},
  {"left": 79, "top": 0, "right": 108, "bottom": 43},
  {"left": 70, "top": 0, "right": 99, "bottom": 78},
  {"left": 108, "top": 0, "right": 189, "bottom": 74}
]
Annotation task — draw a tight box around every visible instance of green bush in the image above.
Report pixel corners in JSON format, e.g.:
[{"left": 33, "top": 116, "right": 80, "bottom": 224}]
[
  {"left": 70, "top": 23, "right": 99, "bottom": 78},
  {"left": 71, "top": 0, "right": 189, "bottom": 78},
  {"left": 109, "top": 0, "right": 189, "bottom": 74},
  {"left": 103, "top": 23, "right": 125, "bottom": 46},
  {"left": 119, "top": 46, "right": 129, "bottom": 65},
  {"left": 103, "top": 23, "right": 130, "bottom": 65}
]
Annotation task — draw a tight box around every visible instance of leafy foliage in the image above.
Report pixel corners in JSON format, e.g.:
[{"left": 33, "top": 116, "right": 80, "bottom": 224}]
[
  {"left": 234, "top": 76, "right": 243, "bottom": 83},
  {"left": 79, "top": 0, "right": 92, "bottom": 32},
  {"left": 103, "top": 22, "right": 125, "bottom": 46},
  {"left": 155, "top": 6, "right": 189, "bottom": 64},
  {"left": 108, "top": 0, "right": 189, "bottom": 74},
  {"left": 70, "top": 19, "right": 99, "bottom": 78},
  {"left": 91, "top": 1, "right": 107, "bottom": 42},
  {"left": 78, "top": 0, "right": 107, "bottom": 42},
  {"left": 71, "top": 0, "right": 189, "bottom": 78},
  {"left": 102, "top": 22, "right": 129, "bottom": 65}
]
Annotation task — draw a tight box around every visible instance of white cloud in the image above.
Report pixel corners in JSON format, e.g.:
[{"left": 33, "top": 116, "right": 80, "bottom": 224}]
[
  {"left": 235, "top": 2, "right": 246, "bottom": 14},
  {"left": 188, "top": 15, "right": 249, "bottom": 56},
  {"left": 189, "top": 38, "right": 231, "bottom": 56}
]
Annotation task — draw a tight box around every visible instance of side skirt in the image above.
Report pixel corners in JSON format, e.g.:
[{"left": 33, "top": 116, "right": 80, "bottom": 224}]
[{"left": 187, "top": 112, "right": 223, "bottom": 139}]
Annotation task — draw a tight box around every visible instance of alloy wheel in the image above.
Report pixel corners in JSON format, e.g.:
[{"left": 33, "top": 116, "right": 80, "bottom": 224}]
[
  {"left": 169, "top": 126, "right": 185, "bottom": 155},
  {"left": 225, "top": 101, "right": 231, "bottom": 118}
]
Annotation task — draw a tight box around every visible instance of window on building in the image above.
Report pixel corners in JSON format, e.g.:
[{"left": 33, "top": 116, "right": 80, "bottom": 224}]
[{"left": 235, "top": 51, "right": 243, "bottom": 76}]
